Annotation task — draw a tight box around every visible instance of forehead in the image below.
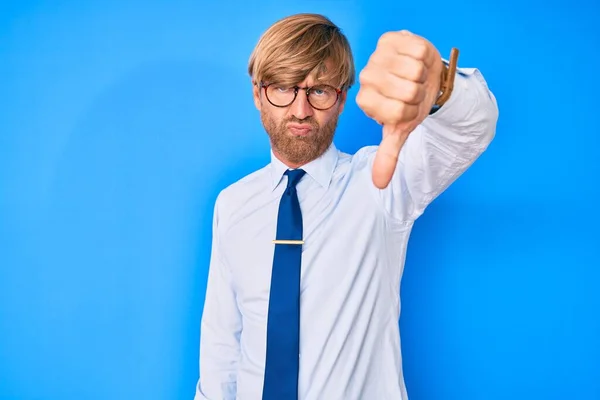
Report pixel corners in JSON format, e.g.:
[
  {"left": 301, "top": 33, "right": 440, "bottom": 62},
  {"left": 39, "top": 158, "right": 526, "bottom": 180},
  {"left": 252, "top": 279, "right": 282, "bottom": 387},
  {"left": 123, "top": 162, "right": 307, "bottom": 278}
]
[
  {"left": 298, "top": 76, "right": 334, "bottom": 87},
  {"left": 268, "top": 59, "right": 339, "bottom": 87},
  {"left": 303, "top": 60, "right": 335, "bottom": 85},
  {"left": 269, "top": 74, "right": 335, "bottom": 88}
]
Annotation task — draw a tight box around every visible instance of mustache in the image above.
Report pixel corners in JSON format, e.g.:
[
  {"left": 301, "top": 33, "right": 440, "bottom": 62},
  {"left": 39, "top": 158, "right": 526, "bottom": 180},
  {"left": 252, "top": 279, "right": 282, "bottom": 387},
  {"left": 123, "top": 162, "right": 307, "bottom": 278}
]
[{"left": 285, "top": 116, "right": 319, "bottom": 128}]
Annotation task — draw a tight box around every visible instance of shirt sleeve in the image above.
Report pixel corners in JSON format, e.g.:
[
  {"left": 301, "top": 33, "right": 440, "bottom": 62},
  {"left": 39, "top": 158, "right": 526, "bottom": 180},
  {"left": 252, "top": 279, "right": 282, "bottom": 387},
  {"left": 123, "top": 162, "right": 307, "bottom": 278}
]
[
  {"left": 373, "top": 64, "right": 499, "bottom": 223},
  {"left": 194, "top": 195, "right": 242, "bottom": 400}
]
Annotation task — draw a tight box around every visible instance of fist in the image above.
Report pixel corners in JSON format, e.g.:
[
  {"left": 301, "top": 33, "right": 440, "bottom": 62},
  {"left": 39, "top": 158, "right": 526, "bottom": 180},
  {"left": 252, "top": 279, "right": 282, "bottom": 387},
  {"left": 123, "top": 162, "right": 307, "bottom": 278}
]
[{"left": 356, "top": 30, "right": 444, "bottom": 189}]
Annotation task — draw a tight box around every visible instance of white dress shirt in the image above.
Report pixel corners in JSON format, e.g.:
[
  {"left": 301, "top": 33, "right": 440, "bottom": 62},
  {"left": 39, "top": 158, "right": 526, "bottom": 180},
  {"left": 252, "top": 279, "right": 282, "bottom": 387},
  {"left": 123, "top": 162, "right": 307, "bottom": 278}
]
[{"left": 194, "top": 65, "right": 499, "bottom": 399}]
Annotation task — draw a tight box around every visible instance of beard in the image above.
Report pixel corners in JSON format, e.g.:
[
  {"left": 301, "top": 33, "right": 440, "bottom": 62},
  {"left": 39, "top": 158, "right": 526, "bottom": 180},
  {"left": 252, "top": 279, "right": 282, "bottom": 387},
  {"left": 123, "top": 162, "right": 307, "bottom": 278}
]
[{"left": 261, "top": 110, "right": 339, "bottom": 166}]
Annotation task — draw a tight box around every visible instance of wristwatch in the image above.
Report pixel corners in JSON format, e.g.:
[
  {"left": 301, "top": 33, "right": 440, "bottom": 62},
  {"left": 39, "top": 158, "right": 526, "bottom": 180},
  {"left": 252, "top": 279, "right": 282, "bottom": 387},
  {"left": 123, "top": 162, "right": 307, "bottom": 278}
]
[{"left": 429, "top": 48, "right": 460, "bottom": 115}]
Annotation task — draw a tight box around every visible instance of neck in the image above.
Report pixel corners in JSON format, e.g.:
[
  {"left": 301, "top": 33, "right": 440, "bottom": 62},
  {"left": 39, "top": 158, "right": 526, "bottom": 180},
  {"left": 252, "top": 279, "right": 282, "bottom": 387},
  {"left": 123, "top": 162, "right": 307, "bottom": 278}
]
[
  {"left": 272, "top": 149, "right": 306, "bottom": 170},
  {"left": 271, "top": 141, "right": 334, "bottom": 170}
]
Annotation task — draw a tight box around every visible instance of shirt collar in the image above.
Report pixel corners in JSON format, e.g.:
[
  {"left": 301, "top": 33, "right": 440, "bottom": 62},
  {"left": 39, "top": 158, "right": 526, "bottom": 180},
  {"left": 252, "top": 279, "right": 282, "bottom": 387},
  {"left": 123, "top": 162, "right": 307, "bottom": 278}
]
[{"left": 269, "top": 142, "right": 338, "bottom": 191}]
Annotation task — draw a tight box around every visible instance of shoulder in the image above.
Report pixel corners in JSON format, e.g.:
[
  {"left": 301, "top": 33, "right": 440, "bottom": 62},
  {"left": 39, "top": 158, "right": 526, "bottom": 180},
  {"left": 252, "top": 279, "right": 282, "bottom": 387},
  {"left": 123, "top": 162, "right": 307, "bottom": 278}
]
[
  {"left": 351, "top": 145, "right": 378, "bottom": 164},
  {"left": 213, "top": 164, "right": 271, "bottom": 223},
  {"left": 337, "top": 145, "right": 379, "bottom": 173}
]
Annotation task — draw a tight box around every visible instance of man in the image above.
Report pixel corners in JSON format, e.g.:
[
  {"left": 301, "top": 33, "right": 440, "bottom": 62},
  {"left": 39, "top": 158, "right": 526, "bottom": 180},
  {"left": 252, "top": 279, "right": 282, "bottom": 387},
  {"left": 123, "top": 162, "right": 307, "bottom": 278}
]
[{"left": 194, "top": 12, "right": 498, "bottom": 400}]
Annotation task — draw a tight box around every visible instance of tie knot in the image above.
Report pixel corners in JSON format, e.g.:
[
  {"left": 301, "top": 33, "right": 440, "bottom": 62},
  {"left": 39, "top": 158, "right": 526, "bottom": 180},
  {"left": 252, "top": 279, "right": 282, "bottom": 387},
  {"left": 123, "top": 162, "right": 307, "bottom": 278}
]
[{"left": 285, "top": 169, "right": 306, "bottom": 189}]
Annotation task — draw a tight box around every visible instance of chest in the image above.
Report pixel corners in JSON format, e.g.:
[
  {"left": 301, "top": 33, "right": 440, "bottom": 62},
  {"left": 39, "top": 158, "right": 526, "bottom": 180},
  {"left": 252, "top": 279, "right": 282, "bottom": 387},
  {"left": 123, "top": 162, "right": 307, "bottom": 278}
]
[{"left": 220, "top": 180, "right": 390, "bottom": 323}]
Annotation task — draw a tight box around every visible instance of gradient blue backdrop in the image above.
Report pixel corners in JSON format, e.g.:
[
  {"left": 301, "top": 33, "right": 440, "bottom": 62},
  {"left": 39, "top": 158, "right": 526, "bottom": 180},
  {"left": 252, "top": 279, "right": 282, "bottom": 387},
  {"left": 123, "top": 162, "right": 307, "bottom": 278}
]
[{"left": 1, "top": 1, "right": 599, "bottom": 399}]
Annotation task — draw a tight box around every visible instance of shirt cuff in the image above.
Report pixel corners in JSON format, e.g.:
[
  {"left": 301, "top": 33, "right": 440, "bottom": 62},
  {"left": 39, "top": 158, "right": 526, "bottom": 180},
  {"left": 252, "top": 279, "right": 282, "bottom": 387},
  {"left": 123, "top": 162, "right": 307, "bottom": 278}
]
[{"left": 428, "top": 59, "right": 483, "bottom": 125}]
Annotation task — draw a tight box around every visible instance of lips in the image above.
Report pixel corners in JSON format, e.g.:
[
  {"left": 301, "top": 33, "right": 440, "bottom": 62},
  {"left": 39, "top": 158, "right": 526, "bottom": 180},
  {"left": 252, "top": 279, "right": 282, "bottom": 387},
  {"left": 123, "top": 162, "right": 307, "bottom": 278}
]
[{"left": 288, "top": 124, "right": 313, "bottom": 136}]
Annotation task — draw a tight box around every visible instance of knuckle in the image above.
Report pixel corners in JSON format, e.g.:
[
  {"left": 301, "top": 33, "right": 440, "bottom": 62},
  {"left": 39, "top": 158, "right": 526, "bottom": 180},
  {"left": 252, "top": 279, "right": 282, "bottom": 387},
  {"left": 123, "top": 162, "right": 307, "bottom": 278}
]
[
  {"left": 370, "top": 51, "right": 387, "bottom": 67},
  {"left": 359, "top": 97, "right": 380, "bottom": 120},
  {"left": 393, "top": 101, "right": 406, "bottom": 120},
  {"left": 405, "top": 82, "right": 420, "bottom": 101},
  {"left": 409, "top": 104, "right": 419, "bottom": 119},
  {"left": 400, "top": 81, "right": 414, "bottom": 101},
  {"left": 355, "top": 89, "right": 365, "bottom": 106},
  {"left": 377, "top": 31, "right": 395, "bottom": 47},
  {"left": 414, "top": 42, "right": 428, "bottom": 60},
  {"left": 358, "top": 68, "right": 370, "bottom": 84},
  {"left": 396, "top": 81, "right": 420, "bottom": 104},
  {"left": 356, "top": 89, "right": 373, "bottom": 111},
  {"left": 413, "top": 62, "right": 426, "bottom": 81}
]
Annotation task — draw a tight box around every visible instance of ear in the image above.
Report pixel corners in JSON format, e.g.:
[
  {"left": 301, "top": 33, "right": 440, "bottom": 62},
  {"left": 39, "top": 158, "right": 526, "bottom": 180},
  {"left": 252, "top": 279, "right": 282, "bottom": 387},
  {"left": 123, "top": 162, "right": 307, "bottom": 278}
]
[
  {"left": 337, "top": 90, "right": 348, "bottom": 114},
  {"left": 252, "top": 81, "right": 262, "bottom": 111}
]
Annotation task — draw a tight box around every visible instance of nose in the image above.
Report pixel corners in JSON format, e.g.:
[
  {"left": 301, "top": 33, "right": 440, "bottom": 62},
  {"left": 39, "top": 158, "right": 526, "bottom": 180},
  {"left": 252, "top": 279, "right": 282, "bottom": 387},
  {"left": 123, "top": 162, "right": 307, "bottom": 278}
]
[{"left": 289, "top": 89, "right": 314, "bottom": 120}]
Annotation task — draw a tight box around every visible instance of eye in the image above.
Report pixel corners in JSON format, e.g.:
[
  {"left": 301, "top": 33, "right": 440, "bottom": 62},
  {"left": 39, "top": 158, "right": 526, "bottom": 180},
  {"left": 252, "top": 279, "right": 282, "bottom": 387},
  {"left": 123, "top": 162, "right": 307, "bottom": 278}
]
[{"left": 310, "top": 85, "right": 335, "bottom": 97}]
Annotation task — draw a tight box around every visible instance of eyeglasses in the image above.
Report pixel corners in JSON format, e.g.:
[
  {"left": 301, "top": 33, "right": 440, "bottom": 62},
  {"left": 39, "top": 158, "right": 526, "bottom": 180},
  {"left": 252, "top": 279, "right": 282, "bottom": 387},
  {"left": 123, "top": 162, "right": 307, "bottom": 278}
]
[{"left": 260, "top": 82, "right": 342, "bottom": 111}]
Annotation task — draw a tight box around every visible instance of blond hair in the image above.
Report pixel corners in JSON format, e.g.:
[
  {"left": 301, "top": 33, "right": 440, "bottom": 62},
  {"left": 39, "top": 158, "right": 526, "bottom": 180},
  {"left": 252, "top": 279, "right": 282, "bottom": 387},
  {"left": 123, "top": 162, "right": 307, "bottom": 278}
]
[{"left": 247, "top": 13, "right": 355, "bottom": 90}]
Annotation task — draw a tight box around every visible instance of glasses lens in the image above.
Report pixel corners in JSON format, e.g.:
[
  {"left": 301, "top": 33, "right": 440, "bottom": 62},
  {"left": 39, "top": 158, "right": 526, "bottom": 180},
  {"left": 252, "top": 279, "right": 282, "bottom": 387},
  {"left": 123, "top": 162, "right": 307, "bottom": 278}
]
[
  {"left": 308, "top": 85, "right": 338, "bottom": 109},
  {"left": 265, "top": 84, "right": 339, "bottom": 109},
  {"left": 266, "top": 85, "right": 296, "bottom": 107}
]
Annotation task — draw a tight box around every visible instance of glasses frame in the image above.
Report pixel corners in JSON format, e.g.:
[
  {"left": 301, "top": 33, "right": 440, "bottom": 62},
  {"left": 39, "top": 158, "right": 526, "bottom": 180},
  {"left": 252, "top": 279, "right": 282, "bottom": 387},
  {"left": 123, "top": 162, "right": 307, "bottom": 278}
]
[{"left": 260, "top": 82, "right": 342, "bottom": 111}]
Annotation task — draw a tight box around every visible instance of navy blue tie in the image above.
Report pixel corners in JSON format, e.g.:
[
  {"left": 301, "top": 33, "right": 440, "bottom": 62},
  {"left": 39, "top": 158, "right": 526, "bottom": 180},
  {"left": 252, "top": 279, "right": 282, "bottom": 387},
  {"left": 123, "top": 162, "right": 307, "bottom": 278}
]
[{"left": 262, "top": 168, "right": 306, "bottom": 400}]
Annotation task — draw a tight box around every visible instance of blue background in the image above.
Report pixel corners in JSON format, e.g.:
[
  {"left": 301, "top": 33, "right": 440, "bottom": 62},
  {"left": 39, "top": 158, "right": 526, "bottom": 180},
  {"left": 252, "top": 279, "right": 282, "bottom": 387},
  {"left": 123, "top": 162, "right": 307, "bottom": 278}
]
[{"left": 1, "top": 1, "right": 599, "bottom": 399}]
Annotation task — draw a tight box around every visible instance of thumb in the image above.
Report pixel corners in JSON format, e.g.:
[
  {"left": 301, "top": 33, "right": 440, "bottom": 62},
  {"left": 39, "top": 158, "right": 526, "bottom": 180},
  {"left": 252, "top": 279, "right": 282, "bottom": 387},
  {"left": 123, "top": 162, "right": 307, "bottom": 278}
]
[{"left": 372, "top": 124, "right": 410, "bottom": 189}]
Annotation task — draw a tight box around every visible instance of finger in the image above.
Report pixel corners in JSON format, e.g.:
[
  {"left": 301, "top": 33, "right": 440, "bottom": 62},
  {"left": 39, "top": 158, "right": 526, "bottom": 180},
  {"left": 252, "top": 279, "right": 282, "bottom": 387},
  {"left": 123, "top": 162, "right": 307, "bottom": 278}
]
[
  {"left": 389, "top": 34, "right": 430, "bottom": 61},
  {"left": 357, "top": 90, "right": 420, "bottom": 125},
  {"left": 380, "top": 32, "right": 437, "bottom": 67},
  {"left": 369, "top": 53, "right": 428, "bottom": 83},
  {"left": 357, "top": 93, "right": 419, "bottom": 125},
  {"left": 372, "top": 125, "right": 410, "bottom": 189},
  {"left": 390, "top": 55, "right": 428, "bottom": 83},
  {"left": 360, "top": 68, "right": 426, "bottom": 105}
]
